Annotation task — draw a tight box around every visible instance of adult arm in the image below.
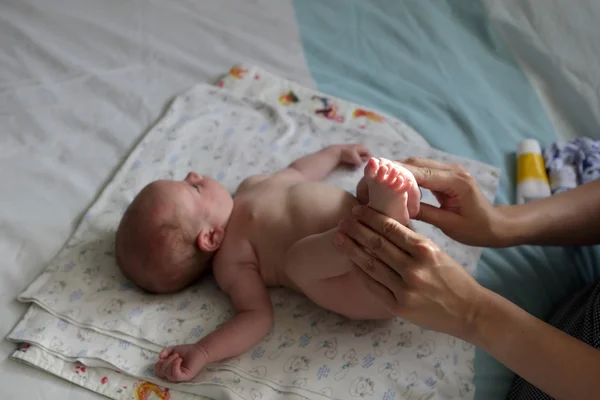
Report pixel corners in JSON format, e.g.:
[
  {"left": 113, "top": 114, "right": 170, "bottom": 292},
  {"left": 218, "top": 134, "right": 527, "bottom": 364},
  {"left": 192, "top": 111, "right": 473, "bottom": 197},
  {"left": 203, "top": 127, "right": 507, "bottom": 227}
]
[
  {"left": 335, "top": 206, "right": 600, "bottom": 399},
  {"left": 472, "top": 287, "right": 600, "bottom": 399},
  {"left": 498, "top": 178, "right": 600, "bottom": 246},
  {"left": 400, "top": 158, "right": 600, "bottom": 247}
]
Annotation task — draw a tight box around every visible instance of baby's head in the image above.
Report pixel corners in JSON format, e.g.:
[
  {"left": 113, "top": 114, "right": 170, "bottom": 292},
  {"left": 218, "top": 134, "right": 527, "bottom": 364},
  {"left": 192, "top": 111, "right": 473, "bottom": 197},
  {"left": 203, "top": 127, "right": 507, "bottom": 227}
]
[{"left": 115, "top": 172, "right": 233, "bottom": 294}]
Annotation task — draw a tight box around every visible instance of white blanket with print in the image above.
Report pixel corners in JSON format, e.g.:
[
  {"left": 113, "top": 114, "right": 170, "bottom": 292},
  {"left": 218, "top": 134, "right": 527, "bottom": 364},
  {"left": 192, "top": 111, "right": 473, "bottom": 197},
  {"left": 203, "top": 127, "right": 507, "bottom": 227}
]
[{"left": 8, "top": 67, "right": 500, "bottom": 400}]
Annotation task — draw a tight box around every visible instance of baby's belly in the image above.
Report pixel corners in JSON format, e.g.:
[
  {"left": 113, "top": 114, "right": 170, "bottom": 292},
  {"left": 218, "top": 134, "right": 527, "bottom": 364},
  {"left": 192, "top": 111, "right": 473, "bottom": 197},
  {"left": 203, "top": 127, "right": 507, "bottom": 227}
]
[
  {"left": 250, "top": 184, "right": 358, "bottom": 286},
  {"left": 252, "top": 229, "right": 300, "bottom": 287}
]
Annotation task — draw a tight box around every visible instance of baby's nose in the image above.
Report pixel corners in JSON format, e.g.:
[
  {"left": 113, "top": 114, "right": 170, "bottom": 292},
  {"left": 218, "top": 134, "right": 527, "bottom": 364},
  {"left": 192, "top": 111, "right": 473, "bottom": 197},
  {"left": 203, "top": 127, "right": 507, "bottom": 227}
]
[{"left": 185, "top": 171, "right": 202, "bottom": 182}]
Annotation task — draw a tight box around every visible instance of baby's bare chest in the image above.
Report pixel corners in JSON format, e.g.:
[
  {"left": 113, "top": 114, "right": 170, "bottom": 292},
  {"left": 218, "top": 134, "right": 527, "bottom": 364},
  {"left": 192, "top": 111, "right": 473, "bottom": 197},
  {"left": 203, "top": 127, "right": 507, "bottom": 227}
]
[{"left": 233, "top": 181, "right": 358, "bottom": 268}]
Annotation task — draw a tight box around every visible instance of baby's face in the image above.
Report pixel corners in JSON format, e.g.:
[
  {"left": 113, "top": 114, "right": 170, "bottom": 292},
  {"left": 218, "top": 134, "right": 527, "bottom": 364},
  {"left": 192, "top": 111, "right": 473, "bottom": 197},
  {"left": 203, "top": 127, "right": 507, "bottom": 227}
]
[
  {"left": 116, "top": 172, "right": 232, "bottom": 293},
  {"left": 178, "top": 171, "right": 233, "bottom": 227},
  {"left": 144, "top": 172, "right": 232, "bottom": 229}
]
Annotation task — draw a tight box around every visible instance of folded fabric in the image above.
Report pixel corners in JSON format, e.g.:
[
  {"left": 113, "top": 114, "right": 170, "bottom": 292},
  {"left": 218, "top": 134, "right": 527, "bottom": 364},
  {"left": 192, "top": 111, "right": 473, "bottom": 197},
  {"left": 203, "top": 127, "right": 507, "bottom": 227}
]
[
  {"left": 542, "top": 137, "right": 600, "bottom": 194},
  {"left": 216, "top": 64, "right": 430, "bottom": 148}
]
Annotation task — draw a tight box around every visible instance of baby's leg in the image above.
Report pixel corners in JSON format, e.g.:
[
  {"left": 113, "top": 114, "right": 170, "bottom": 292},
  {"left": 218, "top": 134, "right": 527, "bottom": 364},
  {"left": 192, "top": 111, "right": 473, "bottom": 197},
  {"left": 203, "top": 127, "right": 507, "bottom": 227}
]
[
  {"left": 283, "top": 230, "right": 353, "bottom": 283},
  {"left": 363, "top": 158, "right": 421, "bottom": 226},
  {"left": 283, "top": 229, "right": 393, "bottom": 320}
]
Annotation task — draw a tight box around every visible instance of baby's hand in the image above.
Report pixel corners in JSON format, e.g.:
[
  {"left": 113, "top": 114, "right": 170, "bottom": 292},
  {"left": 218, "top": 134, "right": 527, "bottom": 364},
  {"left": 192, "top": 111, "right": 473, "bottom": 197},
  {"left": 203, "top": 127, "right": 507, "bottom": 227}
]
[
  {"left": 154, "top": 344, "right": 208, "bottom": 382},
  {"left": 339, "top": 144, "right": 371, "bottom": 167}
]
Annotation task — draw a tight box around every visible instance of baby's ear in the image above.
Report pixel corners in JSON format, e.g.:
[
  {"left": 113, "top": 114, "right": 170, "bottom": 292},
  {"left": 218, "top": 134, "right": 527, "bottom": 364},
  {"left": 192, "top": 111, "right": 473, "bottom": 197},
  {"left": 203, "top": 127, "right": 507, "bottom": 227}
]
[{"left": 196, "top": 227, "right": 224, "bottom": 252}]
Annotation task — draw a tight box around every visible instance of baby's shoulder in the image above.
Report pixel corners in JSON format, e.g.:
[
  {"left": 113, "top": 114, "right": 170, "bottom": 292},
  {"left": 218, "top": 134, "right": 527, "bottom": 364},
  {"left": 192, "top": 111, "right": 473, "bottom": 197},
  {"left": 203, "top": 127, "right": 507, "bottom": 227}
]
[
  {"left": 235, "top": 174, "right": 270, "bottom": 195},
  {"left": 214, "top": 233, "right": 256, "bottom": 269},
  {"left": 212, "top": 237, "right": 261, "bottom": 287},
  {"left": 237, "top": 168, "right": 307, "bottom": 195}
]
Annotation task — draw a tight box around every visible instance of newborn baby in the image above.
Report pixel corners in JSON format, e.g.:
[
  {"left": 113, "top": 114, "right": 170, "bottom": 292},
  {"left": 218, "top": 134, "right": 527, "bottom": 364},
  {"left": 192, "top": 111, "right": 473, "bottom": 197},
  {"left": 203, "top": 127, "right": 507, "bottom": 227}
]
[{"left": 115, "top": 144, "right": 420, "bottom": 382}]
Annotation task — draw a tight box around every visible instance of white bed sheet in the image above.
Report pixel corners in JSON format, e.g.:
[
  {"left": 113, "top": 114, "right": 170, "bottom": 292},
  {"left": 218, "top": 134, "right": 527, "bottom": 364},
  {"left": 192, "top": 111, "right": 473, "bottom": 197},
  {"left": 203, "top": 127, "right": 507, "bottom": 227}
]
[
  {"left": 3, "top": 0, "right": 600, "bottom": 399},
  {"left": 486, "top": 0, "right": 600, "bottom": 142},
  {"left": 0, "top": 0, "right": 311, "bottom": 398}
]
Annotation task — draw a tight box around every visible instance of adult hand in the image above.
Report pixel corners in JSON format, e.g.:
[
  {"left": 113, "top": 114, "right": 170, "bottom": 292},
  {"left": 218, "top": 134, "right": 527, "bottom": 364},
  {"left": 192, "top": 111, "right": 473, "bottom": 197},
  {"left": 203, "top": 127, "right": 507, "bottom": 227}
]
[
  {"left": 399, "top": 157, "right": 508, "bottom": 247},
  {"left": 335, "top": 206, "right": 488, "bottom": 338}
]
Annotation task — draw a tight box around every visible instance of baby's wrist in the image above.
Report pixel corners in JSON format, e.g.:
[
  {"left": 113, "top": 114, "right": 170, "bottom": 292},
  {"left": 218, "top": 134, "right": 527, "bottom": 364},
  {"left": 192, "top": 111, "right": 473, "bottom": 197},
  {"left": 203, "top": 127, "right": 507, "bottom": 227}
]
[{"left": 192, "top": 343, "right": 211, "bottom": 365}]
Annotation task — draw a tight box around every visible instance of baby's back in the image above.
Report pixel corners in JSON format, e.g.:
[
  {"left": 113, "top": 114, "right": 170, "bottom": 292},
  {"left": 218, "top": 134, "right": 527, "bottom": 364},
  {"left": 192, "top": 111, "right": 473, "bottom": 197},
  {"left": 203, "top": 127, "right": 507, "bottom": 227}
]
[{"left": 229, "top": 173, "right": 359, "bottom": 286}]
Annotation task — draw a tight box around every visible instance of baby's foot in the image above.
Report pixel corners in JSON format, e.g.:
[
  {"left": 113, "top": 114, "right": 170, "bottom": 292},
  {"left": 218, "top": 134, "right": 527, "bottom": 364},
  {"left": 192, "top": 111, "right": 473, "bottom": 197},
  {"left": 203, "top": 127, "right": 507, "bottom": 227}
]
[{"left": 364, "top": 158, "right": 419, "bottom": 226}]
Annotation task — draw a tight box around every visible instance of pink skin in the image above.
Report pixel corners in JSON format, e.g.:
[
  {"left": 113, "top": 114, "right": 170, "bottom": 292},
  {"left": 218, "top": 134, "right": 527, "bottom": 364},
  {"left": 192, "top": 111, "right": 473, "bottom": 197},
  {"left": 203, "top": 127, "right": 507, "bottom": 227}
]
[
  {"left": 119, "top": 172, "right": 234, "bottom": 291},
  {"left": 148, "top": 172, "right": 235, "bottom": 380},
  {"left": 363, "top": 158, "right": 420, "bottom": 226},
  {"left": 180, "top": 171, "right": 234, "bottom": 251}
]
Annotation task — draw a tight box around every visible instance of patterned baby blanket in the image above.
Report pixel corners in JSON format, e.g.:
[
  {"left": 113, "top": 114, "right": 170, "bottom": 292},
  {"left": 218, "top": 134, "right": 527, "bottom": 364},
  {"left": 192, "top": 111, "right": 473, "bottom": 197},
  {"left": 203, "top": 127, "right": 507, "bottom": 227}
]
[{"left": 7, "top": 65, "right": 500, "bottom": 400}]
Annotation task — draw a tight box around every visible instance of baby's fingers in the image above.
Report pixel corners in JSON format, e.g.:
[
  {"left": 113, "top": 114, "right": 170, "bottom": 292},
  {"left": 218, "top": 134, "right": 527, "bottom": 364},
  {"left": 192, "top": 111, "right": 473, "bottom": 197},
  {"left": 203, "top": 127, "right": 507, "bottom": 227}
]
[
  {"left": 154, "top": 360, "right": 164, "bottom": 378},
  {"left": 358, "top": 146, "right": 371, "bottom": 160},
  {"left": 169, "top": 357, "right": 185, "bottom": 382},
  {"left": 159, "top": 347, "right": 174, "bottom": 360},
  {"left": 160, "top": 354, "right": 179, "bottom": 380}
]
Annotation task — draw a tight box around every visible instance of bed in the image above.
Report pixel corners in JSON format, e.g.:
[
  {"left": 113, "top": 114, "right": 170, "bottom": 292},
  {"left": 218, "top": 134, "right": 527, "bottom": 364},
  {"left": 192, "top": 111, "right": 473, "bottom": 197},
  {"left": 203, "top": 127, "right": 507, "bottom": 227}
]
[{"left": 2, "top": 0, "right": 599, "bottom": 399}]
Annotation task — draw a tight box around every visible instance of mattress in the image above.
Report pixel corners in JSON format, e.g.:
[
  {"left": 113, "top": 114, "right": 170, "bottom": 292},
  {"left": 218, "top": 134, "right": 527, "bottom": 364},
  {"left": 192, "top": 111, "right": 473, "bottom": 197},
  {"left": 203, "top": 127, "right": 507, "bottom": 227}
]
[{"left": 2, "top": 0, "right": 600, "bottom": 399}]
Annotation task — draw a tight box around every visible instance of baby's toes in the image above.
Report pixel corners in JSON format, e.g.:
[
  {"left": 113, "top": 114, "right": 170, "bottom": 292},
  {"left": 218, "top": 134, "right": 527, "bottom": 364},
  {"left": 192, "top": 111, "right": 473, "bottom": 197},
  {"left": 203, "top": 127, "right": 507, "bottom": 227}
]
[
  {"left": 385, "top": 166, "right": 400, "bottom": 185},
  {"left": 375, "top": 165, "right": 389, "bottom": 183},
  {"left": 394, "top": 176, "right": 413, "bottom": 193},
  {"left": 395, "top": 166, "right": 415, "bottom": 183},
  {"left": 364, "top": 158, "right": 379, "bottom": 178},
  {"left": 391, "top": 175, "right": 406, "bottom": 190},
  {"left": 378, "top": 157, "right": 393, "bottom": 167}
]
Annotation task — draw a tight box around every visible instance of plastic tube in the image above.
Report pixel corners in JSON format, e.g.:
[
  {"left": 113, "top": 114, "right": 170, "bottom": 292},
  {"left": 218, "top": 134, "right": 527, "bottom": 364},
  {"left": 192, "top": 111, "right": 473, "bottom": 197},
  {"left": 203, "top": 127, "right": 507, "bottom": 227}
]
[{"left": 516, "top": 139, "right": 551, "bottom": 204}]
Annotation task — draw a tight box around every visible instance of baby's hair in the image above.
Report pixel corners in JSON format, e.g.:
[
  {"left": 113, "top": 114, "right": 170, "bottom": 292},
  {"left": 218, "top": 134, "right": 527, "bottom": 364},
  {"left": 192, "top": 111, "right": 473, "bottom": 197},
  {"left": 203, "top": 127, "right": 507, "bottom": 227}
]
[{"left": 115, "top": 200, "right": 209, "bottom": 294}]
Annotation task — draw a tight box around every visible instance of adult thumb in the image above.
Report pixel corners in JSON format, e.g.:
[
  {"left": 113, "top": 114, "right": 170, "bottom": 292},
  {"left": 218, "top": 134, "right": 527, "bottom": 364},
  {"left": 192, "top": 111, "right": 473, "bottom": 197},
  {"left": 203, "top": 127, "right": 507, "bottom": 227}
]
[{"left": 415, "top": 203, "right": 458, "bottom": 230}]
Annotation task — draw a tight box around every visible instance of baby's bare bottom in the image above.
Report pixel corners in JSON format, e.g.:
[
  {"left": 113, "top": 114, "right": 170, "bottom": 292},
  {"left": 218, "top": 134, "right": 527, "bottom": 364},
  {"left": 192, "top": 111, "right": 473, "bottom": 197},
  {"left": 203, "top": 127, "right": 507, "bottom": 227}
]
[{"left": 283, "top": 229, "right": 393, "bottom": 320}]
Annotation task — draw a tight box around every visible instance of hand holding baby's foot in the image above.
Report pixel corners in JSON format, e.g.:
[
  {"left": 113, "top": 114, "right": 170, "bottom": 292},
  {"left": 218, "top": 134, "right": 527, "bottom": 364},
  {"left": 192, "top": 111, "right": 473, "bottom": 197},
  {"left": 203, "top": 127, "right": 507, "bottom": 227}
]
[
  {"left": 154, "top": 344, "right": 208, "bottom": 382},
  {"left": 339, "top": 144, "right": 371, "bottom": 167},
  {"left": 364, "top": 158, "right": 420, "bottom": 226}
]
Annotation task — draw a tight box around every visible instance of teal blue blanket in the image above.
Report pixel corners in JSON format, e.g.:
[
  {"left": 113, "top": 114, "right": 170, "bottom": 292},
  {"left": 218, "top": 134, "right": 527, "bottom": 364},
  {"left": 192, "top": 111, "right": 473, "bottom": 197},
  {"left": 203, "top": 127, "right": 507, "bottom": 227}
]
[{"left": 293, "top": 0, "right": 600, "bottom": 398}]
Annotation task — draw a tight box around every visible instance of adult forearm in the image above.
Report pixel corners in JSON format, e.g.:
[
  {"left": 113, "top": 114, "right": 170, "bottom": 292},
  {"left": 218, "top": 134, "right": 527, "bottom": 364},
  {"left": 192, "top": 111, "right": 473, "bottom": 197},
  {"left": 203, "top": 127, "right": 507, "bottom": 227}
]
[
  {"left": 289, "top": 146, "right": 342, "bottom": 181},
  {"left": 466, "top": 289, "right": 600, "bottom": 399},
  {"left": 500, "top": 179, "right": 600, "bottom": 246}
]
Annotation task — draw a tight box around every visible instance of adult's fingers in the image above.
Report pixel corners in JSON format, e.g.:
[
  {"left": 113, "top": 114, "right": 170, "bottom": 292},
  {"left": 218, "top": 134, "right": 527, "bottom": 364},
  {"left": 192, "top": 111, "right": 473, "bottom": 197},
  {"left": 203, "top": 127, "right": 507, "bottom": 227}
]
[
  {"left": 353, "top": 265, "right": 398, "bottom": 313},
  {"left": 402, "top": 157, "right": 464, "bottom": 173},
  {"left": 337, "top": 230, "right": 409, "bottom": 290},
  {"left": 350, "top": 206, "right": 430, "bottom": 259},
  {"left": 415, "top": 203, "right": 462, "bottom": 227},
  {"left": 334, "top": 231, "right": 404, "bottom": 278},
  {"left": 398, "top": 159, "right": 474, "bottom": 194},
  {"left": 339, "top": 218, "right": 413, "bottom": 269}
]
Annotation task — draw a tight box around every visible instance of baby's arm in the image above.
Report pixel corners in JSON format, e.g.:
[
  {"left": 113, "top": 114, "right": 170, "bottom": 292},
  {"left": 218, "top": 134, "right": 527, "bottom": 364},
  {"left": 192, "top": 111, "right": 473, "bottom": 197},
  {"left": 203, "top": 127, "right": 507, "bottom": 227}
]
[
  {"left": 154, "top": 264, "right": 273, "bottom": 382},
  {"left": 276, "top": 144, "right": 370, "bottom": 182}
]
